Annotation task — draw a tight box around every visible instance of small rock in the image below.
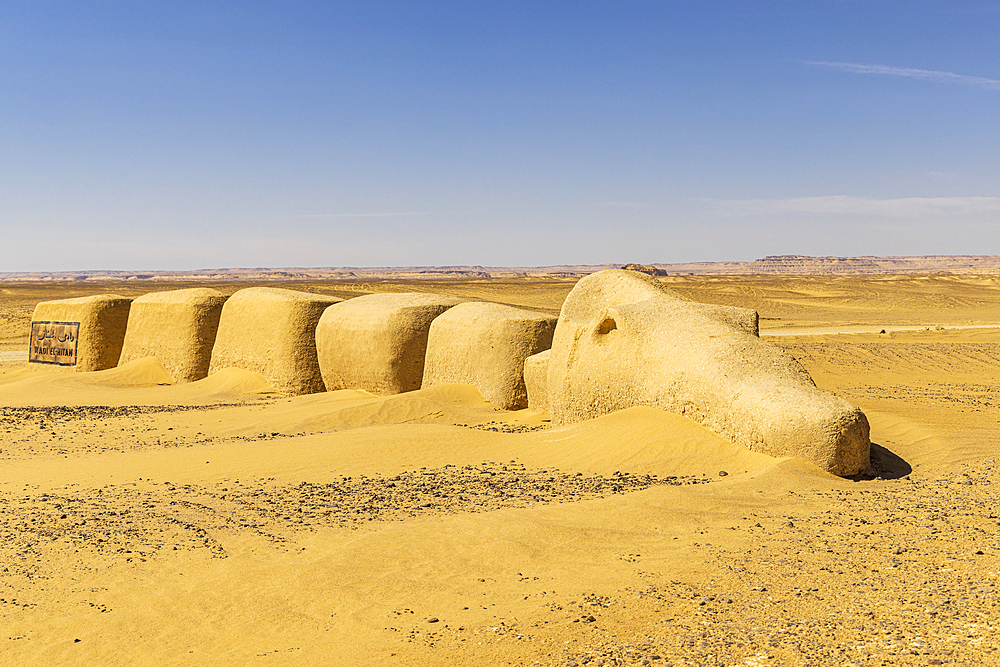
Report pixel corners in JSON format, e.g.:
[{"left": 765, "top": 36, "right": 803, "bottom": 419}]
[
  {"left": 428, "top": 617, "right": 439, "bottom": 623},
  {"left": 718, "top": 470, "right": 728, "bottom": 477}
]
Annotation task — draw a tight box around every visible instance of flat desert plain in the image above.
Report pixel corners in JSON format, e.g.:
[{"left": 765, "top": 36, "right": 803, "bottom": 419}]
[{"left": 2, "top": 273, "right": 1000, "bottom": 666}]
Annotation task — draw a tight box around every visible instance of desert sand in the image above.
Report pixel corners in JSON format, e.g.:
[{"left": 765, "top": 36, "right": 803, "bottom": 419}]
[{"left": 2, "top": 273, "right": 1000, "bottom": 666}]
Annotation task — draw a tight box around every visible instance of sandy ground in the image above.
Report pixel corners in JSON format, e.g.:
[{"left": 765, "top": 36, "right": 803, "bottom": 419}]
[{"left": 2, "top": 274, "right": 1000, "bottom": 666}]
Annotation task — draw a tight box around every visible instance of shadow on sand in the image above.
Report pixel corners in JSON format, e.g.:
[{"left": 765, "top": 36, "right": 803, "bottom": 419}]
[{"left": 851, "top": 442, "right": 912, "bottom": 481}]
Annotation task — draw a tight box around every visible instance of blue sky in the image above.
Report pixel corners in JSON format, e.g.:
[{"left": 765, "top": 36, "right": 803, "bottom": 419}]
[{"left": 1, "top": 1, "right": 998, "bottom": 270}]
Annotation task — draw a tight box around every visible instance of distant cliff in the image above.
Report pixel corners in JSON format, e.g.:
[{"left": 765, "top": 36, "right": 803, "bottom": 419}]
[
  {"left": 2, "top": 256, "right": 999, "bottom": 282},
  {"left": 743, "top": 255, "right": 881, "bottom": 273},
  {"left": 739, "top": 255, "right": 1000, "bottom": 274}
]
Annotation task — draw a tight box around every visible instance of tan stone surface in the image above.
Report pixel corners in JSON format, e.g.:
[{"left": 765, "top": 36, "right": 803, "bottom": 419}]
[
  {"left": 422, "top": 301, "right": 556, "bottom": 410},
  {"left": 546, "top": 269, "right": 870, "bottom": 475},
  {"left": 208, "top": 287, "right": 340, "bottom": 395},
  {"left": 118, "top": 288, "right": 227, "bottom": 382},
  {"left": 522, "top": 349, "right": 549, "bottom": 411},
  {"left": 315, "top": 292, "right": 464, "bottom": 395},
  {"left": 29, "top": 295, "right": 132, "bottom": 372}
]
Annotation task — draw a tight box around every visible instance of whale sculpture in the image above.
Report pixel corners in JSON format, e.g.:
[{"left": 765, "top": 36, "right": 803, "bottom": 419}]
[
  {"left": 545, "top": 269, "right": 870, "bottom": 476},
  {"left": 29, "top": 295, "right": 132, "bottom": 372},
  {"left": 422, "top": 301, "right": 556, "bottom": 410},
  {"left": 118, "top": 288, "right": 227, "bottom": 382},
  {"left": 209, "top": 287, "right": 341, "bottom": 395},
  {"left": 316, "top": 292, "right": 464, "bottom": 395}
]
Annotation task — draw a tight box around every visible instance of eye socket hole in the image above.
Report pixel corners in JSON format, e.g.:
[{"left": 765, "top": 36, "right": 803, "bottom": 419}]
[{"left": 596, "top": 317, "right": 617, "bottom": 335}]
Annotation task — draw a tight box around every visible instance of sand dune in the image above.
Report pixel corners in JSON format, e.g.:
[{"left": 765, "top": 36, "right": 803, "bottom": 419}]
[
  {"left": 2, "top": 275, "right": 1000, "bottom": 665},
  {"left": 0, "top": 358, "right": 274, "bottom": 406}
]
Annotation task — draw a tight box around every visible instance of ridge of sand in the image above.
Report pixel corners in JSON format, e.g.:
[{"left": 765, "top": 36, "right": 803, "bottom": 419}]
[{"left": 0, "top": 358, "right": 277, "bottom": 406}]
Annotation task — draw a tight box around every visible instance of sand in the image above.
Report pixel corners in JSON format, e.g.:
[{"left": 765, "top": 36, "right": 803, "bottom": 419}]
[{"left": 1, "top": 274, "right": 1000, "bottom": 665}]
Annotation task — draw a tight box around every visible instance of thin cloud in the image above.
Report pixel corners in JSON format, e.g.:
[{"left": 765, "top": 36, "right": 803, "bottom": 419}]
[
  {"left": 707, "top": 195, "right": 1000, "bottom": 218},
  {"left": 289, "top": 212, "right": 441, "bottom": 219},
  {"left": 600, "top": 201, "right": 644, "bottom": 209},
  {"left": 803, "top": 61, "right": 1000, "bottom": 90}
]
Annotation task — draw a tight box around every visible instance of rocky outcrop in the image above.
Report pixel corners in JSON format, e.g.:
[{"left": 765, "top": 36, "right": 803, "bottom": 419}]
[{"left": 622, "top": 263, "right": 668, "bottom": 276}]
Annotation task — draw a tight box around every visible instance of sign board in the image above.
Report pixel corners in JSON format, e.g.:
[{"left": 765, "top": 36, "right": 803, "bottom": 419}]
[{"left": 28, "top": 321, "right": 80, "bottom": 366}]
